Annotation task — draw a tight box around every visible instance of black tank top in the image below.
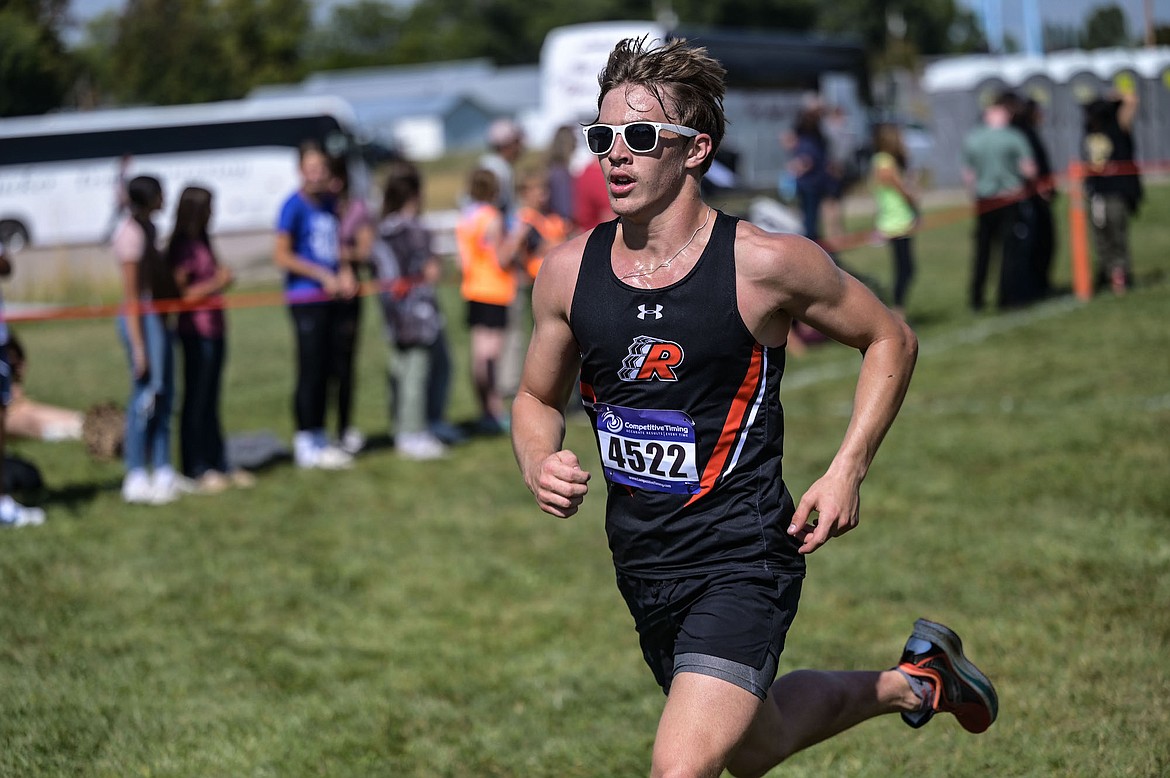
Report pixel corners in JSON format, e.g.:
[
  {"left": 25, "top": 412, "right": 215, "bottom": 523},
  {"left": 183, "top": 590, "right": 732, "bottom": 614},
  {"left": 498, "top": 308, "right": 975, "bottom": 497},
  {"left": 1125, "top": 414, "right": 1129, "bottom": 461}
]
[{"left": 570, "top": 211, "right": 804, "bottom": 578}]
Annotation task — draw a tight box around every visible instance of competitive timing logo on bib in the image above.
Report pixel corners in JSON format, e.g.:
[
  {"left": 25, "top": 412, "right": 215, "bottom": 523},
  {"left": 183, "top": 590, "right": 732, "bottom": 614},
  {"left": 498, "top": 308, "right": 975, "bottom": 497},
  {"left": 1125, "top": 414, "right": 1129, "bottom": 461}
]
[
  {"left": 600, "top": 409, "right": 624, "bottom": 433},
  {"left": 618, "top": 336, "right": 685, "bottom": 382}
]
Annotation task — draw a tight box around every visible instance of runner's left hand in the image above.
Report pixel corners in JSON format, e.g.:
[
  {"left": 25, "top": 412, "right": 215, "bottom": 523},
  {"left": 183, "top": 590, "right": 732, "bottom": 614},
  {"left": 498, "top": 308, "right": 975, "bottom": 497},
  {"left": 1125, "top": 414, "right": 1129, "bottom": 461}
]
[{"left": 788, "top": 474, "right": 860, "bottom": 554}]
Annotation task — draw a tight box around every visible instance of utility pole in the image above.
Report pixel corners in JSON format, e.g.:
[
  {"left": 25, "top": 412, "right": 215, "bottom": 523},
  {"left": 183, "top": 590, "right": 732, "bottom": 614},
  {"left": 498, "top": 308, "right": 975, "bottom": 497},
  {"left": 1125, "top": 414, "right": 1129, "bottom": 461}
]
[
  {"left": 1022, "top": 0, "right": 1042, "bottom": 55},
  {"left": 1144, "top": 0, "right": 1155, "bottom": 48},
  {"left": 982, "top": 0, "right": 1005, "bottom": 53}
]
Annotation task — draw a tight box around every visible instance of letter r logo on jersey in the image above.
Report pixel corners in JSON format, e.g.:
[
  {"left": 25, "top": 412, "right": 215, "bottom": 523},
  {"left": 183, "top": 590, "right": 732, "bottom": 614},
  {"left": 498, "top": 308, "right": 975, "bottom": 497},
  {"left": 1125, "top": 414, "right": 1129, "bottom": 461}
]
[{"left": 618, "top": 335, "right": 685, "bottom": 382}]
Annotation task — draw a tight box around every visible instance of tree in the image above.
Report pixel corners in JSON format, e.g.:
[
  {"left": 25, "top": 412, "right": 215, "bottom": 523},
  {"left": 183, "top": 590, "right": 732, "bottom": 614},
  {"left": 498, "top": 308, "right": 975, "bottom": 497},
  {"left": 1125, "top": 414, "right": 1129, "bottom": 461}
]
[
  {"left": 105, "top": 0, "right": 311, "bottom": 105},
  {"left": 220, "top": 0, "right": 311, "bottom": 89},
  {"left": 0, "top": 2, "right": 73, "bottom": 116},
  {"left": 111, "top": 0, "right": 239, "bottom": 104},
  {"left": 1081, "top": 4, "right": 1130, "bottom": 49},
  {"left": 304, "top": 0, "right": 405, "bottom": 71}
]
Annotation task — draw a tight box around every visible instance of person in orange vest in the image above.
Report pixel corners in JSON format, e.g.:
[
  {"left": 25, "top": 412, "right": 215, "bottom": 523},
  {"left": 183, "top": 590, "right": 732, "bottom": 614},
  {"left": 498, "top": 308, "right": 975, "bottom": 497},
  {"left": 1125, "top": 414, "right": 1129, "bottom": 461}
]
[
  {"left": 457, "top": 168, "right": 521, "bottom": 434},
  {"left": 515, "top": 170, "right": 572, "bottom": 282}
]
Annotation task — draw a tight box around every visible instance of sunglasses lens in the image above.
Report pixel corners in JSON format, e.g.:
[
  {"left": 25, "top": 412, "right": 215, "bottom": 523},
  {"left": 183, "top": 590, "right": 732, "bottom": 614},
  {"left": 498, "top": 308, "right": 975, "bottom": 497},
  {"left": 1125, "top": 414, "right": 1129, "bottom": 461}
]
[
  {"left": 586, "top": 126, "right": 615, "bottom": 154},
  {"left": 625, "top": 123, "right": 658, "bottom": 152}
]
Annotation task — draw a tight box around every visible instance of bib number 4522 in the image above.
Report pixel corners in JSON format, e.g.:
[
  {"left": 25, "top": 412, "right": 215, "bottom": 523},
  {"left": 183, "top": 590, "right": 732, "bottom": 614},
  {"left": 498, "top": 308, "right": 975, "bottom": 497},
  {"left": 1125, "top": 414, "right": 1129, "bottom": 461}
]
[{"left": 608, "top": 437, "right": 689, "bottom": 479}]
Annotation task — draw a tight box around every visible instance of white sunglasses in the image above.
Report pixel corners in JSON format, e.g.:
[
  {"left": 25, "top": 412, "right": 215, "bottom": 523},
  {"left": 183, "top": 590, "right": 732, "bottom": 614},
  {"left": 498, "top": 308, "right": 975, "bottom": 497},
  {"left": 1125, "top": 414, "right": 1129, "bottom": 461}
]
[{"left": 582, "top": 122, "right": 701, "bottom": 156}]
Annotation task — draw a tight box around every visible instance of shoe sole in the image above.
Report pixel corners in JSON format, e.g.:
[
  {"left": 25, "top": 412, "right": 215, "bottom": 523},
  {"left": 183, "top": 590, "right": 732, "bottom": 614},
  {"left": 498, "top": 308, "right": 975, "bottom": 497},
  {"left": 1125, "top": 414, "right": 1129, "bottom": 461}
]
[{"left": 912, "top": 618, "right": 999, "bottom": 731}]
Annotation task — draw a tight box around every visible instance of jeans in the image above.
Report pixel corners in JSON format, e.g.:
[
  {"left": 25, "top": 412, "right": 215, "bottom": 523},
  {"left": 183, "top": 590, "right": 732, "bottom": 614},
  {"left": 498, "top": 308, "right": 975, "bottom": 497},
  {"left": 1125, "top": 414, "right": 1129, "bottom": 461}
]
[
  {"left": 118, "top": 313, "right": 175, "bottom": 473},
  {"left": 179, "top": 333, "right": 228, "bottom": 478}
]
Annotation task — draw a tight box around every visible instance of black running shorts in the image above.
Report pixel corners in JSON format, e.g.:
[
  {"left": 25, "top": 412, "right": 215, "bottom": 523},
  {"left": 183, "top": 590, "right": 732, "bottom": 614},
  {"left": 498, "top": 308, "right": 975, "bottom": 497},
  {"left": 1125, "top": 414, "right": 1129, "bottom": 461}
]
[
  {"left": 466, "top": 301, "right": 508, "bottom": 330},
  {"left": 615, "top": 568, "right": 803, "bottom": 700}
]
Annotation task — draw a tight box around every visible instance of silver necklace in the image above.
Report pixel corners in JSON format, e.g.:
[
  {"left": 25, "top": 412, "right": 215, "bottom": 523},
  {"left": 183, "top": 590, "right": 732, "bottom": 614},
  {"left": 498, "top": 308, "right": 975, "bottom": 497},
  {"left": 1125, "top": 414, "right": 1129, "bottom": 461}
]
[{"left": 619, "top": 207, "right": 713, "bottom": 281}]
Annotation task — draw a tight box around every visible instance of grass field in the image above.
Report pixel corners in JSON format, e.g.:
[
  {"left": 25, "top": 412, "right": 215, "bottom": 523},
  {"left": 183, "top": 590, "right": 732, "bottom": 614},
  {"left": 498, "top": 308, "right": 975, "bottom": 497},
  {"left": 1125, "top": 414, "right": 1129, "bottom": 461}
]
[{"left": 1, "top": 183, "right": 1168, "bottom": 777}]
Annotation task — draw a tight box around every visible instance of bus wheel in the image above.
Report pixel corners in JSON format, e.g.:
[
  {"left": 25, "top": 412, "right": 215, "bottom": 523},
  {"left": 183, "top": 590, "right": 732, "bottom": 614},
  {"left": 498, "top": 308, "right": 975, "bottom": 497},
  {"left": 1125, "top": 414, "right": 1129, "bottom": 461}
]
[{"left": 0, "top": 221, "right": 30, "bottom": 253}]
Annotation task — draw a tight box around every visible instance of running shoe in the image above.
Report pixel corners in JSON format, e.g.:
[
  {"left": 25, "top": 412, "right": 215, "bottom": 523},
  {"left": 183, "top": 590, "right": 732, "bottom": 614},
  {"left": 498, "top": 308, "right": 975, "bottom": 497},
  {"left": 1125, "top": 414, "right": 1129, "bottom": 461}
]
[
  {"left": 340, "top": 427, "right": 366, "bottom": 456},
  {"left": 897, "top": 618, "right": 999, "bottom": 733},
  {"left": 0, "top": 496, "right": 45, "bottom": 527}
]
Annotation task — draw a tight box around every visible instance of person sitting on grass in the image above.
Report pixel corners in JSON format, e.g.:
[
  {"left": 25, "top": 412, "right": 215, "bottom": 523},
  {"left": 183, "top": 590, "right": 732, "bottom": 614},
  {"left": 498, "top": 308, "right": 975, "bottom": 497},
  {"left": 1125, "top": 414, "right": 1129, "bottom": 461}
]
[{"left": 0, "top": 241, "right": 46, "bottom": 527}]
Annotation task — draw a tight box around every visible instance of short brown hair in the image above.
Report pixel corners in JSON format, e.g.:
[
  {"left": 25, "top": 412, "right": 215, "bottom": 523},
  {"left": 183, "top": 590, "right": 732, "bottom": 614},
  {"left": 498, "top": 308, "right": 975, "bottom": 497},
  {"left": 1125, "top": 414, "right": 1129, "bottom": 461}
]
[
  {"left": 594, "top": 36, "right": 727, "bottom": 173},
  {"left": 382, "top": 160, "right": 422, "bottom": 216},
  {"left": 468, "top": 168, "right": 499, "bottom": 204}
]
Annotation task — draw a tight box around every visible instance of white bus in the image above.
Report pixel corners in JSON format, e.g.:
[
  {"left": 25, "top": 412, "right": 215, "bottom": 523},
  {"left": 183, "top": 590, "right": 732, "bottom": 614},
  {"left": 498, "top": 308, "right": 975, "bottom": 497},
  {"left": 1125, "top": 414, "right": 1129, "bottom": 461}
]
[{"left": 0, "top": 96, "right": 366, "bottom": 251}]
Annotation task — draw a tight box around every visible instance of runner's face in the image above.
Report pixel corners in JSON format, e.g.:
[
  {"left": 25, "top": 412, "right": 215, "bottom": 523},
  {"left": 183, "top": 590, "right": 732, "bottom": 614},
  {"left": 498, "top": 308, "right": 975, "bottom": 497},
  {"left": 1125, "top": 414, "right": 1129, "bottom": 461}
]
[{"left": 597, "top": 84, "right": 692, "bottom": 218}]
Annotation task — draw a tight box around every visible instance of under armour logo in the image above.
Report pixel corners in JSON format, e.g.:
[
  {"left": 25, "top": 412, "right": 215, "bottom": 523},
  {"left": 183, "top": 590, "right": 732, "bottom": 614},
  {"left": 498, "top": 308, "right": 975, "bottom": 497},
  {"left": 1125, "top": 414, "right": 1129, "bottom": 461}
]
[{"left": 637, "top": 304, "right": 664, "bottom": 320}]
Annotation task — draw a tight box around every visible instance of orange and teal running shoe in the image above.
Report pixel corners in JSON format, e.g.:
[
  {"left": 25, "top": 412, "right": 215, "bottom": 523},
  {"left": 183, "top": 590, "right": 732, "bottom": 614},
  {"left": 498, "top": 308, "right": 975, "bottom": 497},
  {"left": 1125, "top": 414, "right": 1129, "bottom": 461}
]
[{"left": 897, "top": 618, "right": 999, "bottom": 733}]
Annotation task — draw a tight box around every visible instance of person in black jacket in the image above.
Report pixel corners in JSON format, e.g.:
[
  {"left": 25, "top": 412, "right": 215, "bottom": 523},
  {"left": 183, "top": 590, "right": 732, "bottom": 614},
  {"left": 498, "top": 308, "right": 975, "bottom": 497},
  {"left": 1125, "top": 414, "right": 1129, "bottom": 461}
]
[
  {"left": 1084, "top": 89, "right": 1142, "bottom": 295},
  {"left": 1013, "top": 98, "right": 1057, "bottom": 301}
]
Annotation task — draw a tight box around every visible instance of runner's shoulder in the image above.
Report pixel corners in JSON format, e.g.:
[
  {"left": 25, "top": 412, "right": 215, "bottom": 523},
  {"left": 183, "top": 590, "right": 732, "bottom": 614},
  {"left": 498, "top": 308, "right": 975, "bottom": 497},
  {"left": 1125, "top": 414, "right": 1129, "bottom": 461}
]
[{"left": 733, "top": 221, "right": 831, "bottom": 284}]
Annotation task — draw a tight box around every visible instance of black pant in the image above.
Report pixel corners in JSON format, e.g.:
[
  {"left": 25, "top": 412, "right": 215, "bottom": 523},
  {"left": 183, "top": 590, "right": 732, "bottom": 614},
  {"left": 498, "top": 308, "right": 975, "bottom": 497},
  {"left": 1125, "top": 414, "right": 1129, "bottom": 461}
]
[
  {"left": 290, "top": 301, "right": 339, "bottom": 433},
  {"left": 889, "top": 236, "right": 915, "bottom": 309},
  {"left": 331, "top": 295, "right": 362, "bottom": 436},
  {"left": 971, "top": 200, "right": 1024, "bottom": 311},
  {"left": 426, "top": 331, "right": 452, "bottom": 426},
  {"left": 1028, "top": 195, "right": 1055, "bottom": 299},
  {"left": 179, "top": 333, "right": 228, "bottom": 478}
]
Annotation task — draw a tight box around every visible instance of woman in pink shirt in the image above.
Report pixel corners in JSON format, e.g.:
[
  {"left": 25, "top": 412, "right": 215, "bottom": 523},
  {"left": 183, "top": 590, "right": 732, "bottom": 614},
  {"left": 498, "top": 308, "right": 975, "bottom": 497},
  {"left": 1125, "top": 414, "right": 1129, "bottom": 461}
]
[{"left": 167, "top": 186, "right": 252, "bottom": 492}]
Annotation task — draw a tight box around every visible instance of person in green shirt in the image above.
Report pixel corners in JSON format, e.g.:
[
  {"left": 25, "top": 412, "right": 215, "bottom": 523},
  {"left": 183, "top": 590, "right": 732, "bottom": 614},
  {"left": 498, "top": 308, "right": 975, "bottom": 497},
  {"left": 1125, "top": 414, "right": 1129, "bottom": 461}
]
[
  {"left": 870, "top": 124, "right": 918, "bottom": 318},
  {"left": 962, "top": 93, "right": 1036, "bottom": 311}
]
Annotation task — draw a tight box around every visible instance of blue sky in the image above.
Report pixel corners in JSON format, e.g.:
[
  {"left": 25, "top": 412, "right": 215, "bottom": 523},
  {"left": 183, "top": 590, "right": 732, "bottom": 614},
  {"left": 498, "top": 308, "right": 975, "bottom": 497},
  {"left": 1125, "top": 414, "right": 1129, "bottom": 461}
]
[
  {"left": 958, "top": 0, "right": 1170, "bottom": 34},
  {"left": 67, "top": 0, "right": 1170, "bottom": 38}
]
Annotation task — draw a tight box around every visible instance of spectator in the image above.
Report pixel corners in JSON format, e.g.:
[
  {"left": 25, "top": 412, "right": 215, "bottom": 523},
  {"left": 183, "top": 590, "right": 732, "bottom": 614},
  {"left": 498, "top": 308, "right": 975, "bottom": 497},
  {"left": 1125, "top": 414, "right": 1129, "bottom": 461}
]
[
  {"left": 168, "top": 185, "right": 254, "bottom": 493},
  {"left": 961, "top": 93, "right": 1036, "bottom": 311},
  {"left": 573, "top": 156, "right": 615, "bottom": 231},
  {"left": 1013, "top": 98, "right": 1057, "bottom": 301},
  {"left": 4, "top": 334, "right": 84, "bottom": 442},
  {"left": 0, "top": 242, "right": 46, "bottom": 527},
  {"left": 1084, "top": 89, "right": 1142, "bottom": 295},
  {"left": 480, "top": 118, "right": 525, "bottom": 222},
  {"left": 273, "top": 142, "right": 356, "bottom": 470},
  {"left": 547, "top": 125, "right": 578, "bottom": 223},
  {"left": 481, "top": 119, "right": 529, "bottom": 402},
  {"left": 331, "top": 158, "right": 374, "bottom": 455},
  {"left": 456, "top": 168, "right": 518, "bottom": 434},
  {"left": 370, "top": 160, "right": 449, "bottom": 460},
  {"left": 822, "top": 104, "right": 860, "bottom": 245},
  {"left": 104, "top": 152, "right": 133, "bottom": 243},
  {"left": 515, "top": 169, "right": 571, "bottom": 282},
  {"left": 113, "top": 175, "right": 187, "bottom": 504},
  {"left": 788, "top": 108, "right": 832, "bottom": 244},
  {"left": 870, "top": 124, "right": 919, "bottom": 318}
]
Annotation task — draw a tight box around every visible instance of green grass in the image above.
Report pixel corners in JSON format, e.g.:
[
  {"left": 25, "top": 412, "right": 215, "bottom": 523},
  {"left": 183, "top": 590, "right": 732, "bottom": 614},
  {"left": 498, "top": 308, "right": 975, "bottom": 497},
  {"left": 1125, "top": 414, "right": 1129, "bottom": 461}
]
[{"left": 2, "top": 184, "right": 1169, "bottom": 777}]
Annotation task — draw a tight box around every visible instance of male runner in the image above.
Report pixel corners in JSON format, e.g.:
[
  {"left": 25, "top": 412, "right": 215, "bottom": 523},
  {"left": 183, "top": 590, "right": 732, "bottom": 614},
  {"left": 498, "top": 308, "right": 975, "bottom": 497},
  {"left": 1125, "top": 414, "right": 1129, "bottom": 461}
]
[{"left": 511, "top": 37, "right": 997, "bottom": 778}]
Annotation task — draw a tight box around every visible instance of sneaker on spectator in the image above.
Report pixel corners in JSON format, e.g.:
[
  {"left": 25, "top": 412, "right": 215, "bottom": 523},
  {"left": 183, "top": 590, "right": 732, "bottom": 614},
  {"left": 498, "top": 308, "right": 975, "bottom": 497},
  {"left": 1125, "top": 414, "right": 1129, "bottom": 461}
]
[
  {"left": 122, "top": 470, "right": 154, "bottom": 504},
  {"left": 197, "top": 471, "right": 231, "bottom": 495},
  {"left": 314, "top": 445, "right": 354, "bottom": 470},
  {"left": 340, "top": 427, "right": 366, "bottom": 456},
  {"left": 0, "top": 495, "right": 45, "bottom": 527},
  {"left": 429, "top": 420, "right": 467, "bottom": 446},
  {"left": 294, "top": 432, "right": 322, "bottom": 469},
  {"left": 396, "top": 432, "right": 447, "bottom": 461},
  {"left": 149, "top": 470, "right": 183, "bottom": 505},
  {"left": 228, "top": 469, "right": 256, "bottom": 489}
]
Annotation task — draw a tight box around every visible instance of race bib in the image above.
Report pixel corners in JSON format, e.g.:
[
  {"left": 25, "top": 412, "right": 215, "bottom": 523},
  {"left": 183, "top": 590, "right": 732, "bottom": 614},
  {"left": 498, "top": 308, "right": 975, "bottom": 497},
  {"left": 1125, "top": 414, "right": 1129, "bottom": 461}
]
[{"left": 595, "top": 403, "right": 700, "bottom": 494}]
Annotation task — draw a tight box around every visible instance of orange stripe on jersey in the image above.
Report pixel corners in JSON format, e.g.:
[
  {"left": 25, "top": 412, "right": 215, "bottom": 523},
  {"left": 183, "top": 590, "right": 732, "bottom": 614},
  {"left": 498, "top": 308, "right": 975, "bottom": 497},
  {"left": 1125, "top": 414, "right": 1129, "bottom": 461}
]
[{"left": 685, "top": 343, "right": 763, "bottom": 507}]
